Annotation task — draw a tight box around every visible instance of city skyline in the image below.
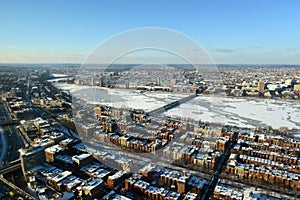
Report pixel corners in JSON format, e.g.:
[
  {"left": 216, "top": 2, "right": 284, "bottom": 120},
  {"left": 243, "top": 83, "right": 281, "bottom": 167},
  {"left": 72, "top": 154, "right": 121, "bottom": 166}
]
[
  {"left": 1, "top": 65, "right": 299, "bottom": 199},
  {"left": 1, "top": 2, "right": 300, "bottom": 199},
  {"left": 1, "top": 0, "right": 300, "bottom": 64}
]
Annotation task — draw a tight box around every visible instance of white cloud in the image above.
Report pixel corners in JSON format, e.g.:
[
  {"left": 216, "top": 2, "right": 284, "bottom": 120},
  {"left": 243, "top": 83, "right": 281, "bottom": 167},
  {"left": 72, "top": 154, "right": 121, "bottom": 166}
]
[{"left": 214, "top": 48, "right": 235, "bottom": 53}]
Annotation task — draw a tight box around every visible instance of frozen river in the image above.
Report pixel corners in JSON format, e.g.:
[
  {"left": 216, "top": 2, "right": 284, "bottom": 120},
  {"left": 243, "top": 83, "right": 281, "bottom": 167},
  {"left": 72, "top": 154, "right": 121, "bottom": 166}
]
[
  {"left": 54, "top": 83, "right": 300, "bottom": 129},
  {"left": 165, "top": 96, "right": 300, "bottom": 129}
]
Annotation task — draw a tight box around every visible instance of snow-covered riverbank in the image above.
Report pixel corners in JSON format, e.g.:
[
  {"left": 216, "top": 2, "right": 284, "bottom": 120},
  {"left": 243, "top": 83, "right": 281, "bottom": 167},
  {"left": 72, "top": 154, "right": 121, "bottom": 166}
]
[{"left": 53, "top": 82, "right": 300, "bottom": 129}]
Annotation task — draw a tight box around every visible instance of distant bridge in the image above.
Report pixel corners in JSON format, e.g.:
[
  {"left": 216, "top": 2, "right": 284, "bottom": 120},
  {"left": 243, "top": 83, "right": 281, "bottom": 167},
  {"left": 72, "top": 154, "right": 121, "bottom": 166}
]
[
  {"left": 47, "top": 75, "right": 74, "bottom": 80},
  {"left": 147, "top": 94, "right": 197, "bottom": 116},
  {"left": 0, "top": 119, "right": 20, "bottom": 126}
]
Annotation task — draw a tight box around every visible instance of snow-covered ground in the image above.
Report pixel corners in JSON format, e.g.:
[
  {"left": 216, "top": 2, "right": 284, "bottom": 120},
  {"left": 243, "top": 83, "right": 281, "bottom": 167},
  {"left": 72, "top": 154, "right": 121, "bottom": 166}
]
[{"left": 54, "top": 83, "right": 300, "bottom": 129}]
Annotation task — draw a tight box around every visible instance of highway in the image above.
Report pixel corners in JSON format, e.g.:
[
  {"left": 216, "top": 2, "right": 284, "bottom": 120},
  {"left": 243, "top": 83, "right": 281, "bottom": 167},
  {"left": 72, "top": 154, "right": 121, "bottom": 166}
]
[
  {"left": 0, "top": 162, "right": 21, "bottom": 174},
  {"left": 0, "top": 101, "right": 10, "bottom": 167},
  {"left": 0, "top": 101, "right": 25, "bottom": 168},
  {"left": 0, "top": 127, "right": 7, "bottom": 167},
  {"left": 0, "top": 119, "right": 20, "bottom": 126},
  {"left": 0, "top": 176, "right": 36, "bottom": 199}
]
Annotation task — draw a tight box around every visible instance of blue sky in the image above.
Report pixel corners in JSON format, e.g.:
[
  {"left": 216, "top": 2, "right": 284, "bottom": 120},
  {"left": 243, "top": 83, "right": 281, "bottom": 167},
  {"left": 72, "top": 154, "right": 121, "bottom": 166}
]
[{"left": 0, "top": 0, "right": 300, "bottom": 64}]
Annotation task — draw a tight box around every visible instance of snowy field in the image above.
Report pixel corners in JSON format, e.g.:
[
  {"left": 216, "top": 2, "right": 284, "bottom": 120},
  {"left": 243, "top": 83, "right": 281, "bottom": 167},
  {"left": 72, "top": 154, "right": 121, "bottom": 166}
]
[{"left": 53, "top": 83, "right": 300, "bottom": 129}]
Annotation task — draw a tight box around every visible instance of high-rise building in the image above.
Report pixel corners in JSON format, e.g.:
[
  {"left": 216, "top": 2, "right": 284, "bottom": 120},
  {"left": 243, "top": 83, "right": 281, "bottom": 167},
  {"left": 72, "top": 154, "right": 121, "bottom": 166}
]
[
  {"left": 177, "top": 179, "right": 187, "bottom": 194},
  {"left": 294, "top": 84, "right": 300, "bottom": 94},
  {"left": 91, "top": 73, "right": 95, "bottom": 86},
  {"left": 98, "top": 76, "right": 104, "bottom": 87},
  {"left": 177, "top": 172, "right": 190, "bottom": 194},
  {"left": 258, "top": 80, "right": 265, "bottom": 93},
  {"left": 156, "top": 77, "right": 161, "bottom": 86},
  {"left": 19, "top": 147, "right": 45, "bottom": 181}
]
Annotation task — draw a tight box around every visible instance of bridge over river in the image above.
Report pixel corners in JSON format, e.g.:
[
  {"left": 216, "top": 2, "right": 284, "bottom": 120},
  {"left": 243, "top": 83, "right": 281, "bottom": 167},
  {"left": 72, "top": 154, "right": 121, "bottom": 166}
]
[{"left": 146, "top": 94, "right": 197, "bottom": 116}]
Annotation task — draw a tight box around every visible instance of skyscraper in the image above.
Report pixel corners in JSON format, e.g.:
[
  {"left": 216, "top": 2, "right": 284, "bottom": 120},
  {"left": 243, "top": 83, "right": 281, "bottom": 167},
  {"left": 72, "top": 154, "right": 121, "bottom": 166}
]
[
  {"left": 258, "top": 80, "right": 265, "bottom": 93},
  {"left": 156, "top": 77, "right": 161, "bottom": 86}
]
